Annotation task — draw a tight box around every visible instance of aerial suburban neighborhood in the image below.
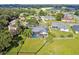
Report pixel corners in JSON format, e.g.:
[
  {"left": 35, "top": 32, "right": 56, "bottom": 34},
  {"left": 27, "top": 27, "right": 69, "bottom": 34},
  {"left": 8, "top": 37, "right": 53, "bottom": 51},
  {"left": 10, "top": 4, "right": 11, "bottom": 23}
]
[{"left": 0, "top": 4, "right": 79, "bottom": 55}]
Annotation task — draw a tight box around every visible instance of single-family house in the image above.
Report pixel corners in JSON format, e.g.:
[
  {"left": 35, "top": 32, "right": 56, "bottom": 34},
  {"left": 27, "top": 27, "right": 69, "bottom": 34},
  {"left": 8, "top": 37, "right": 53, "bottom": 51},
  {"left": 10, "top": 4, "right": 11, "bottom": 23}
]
[
  {"left": 9, "top": 20, "right": 16, "bottom": 25},
  {"left": 72, "top": 25, "right": 79, "bottom": 34},
  {"left": 62, "top": 13, "right": 75, "bottom": 23},
  {"left": 8, "top": 20, "right": 19, "bottom": 36},
  {"left": 67, "top": 8, "right": 75, "bottom": 11},
  {"left": 51, "top": 22, "right": 69, "bottom": 32},
  {"left": 32, "top": 26, "right": 48, "bottom": 38}
]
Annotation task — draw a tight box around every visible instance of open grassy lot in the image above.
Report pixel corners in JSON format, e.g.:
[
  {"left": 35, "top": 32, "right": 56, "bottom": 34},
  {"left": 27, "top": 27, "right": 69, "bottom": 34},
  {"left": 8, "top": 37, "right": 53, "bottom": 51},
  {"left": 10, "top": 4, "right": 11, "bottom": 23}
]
[{"left": 37, "top": 39, "right": 79, "bottom": 55}]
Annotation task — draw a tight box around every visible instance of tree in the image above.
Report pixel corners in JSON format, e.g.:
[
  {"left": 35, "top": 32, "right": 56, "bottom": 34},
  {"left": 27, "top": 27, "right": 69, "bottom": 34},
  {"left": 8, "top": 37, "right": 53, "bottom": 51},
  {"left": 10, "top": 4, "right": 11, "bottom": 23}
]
[
  {"left": 55, "top": 13, "right": 64, "bottom": 21},
  {"left": 27, "top": 17, "right": 39, "bottom": 27},
  {"left": 0, "top": 8, "right": 24, "bottom": 22},
  {"left": 39, "top": 10, "right": 47, "bottom": 16},
  {"left": 0, "top": 28, "right": 12, "bottom": 52},
  {"left": 0, "top": 15, "right": 9, "bottom": 27},
  {"left": 0, "top": 19, "right": 9, "bottom": 26},
  {"left": 74, "top": 10, "right": 79, "bottom": 16},
  {"left": 21, "top": 28, "right": 32, "bottom": 39}
]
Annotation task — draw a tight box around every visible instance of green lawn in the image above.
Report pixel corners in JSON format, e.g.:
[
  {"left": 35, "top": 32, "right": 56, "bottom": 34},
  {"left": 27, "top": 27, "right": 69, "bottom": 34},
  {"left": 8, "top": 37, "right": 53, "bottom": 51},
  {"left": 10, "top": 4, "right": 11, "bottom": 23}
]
[
  {"left": 37, "top": 39, "right": 79, "bottom": 55},
  {"left": 50, "top": 29, "right": 73, "bottom": 38},
  {"left": 6, "top": 37, "right": 79, "bottom": 55},
  {"left": 19, "top": 38, "right": 45, "bottom": 52},
  {"left": 6, "top": 38, "right": 46, "bottom": 55}
]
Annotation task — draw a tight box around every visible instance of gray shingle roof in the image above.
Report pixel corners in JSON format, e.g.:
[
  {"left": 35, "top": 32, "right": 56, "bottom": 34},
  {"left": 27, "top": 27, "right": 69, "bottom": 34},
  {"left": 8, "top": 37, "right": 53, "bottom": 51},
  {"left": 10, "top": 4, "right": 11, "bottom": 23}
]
[
  {"left": 52, "top": 22, "right": 68, "bottom": 29},
  {"left": 72, "top": 25, "right": 79, "bottom": 32},
  {"left": 32, "top": 26, "right": 48, "bottom": 33}
]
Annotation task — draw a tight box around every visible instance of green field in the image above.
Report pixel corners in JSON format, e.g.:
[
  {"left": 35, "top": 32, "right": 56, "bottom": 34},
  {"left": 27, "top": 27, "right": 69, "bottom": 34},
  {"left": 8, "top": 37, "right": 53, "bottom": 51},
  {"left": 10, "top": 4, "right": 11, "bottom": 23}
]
[{"left": 6, "top": 37, "right": 79, "bottom": 55}]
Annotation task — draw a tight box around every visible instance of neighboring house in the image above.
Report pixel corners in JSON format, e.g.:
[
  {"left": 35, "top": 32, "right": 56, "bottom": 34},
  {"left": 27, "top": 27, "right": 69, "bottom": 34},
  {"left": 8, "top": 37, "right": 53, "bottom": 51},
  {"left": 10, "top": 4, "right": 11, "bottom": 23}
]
[
  {"left": 67, "top": 8, "right": 76, "bottom": 11},
  {"left": 62, "top": 13, "right": 75, "bottom": 23},
  {"left": 9, "top": 20, "right": 16, "bottom": 25},
  {"left": 32, "top": 26, "right": 48, "bottom": 38},
  {"left": 34, "top": 16, "right": 56, "bottom": 22},
  {"left": 39, "top": 16, "right": 56, "bottom": 23},
  {"left": 51, "top": 22, "right": 69, "bottom": 32},
  {"left": 72, "top": 25, "right": 79, "bottom": 34},
  {"left": 8, "top": 20, "right": 19, "bottom": 36}
]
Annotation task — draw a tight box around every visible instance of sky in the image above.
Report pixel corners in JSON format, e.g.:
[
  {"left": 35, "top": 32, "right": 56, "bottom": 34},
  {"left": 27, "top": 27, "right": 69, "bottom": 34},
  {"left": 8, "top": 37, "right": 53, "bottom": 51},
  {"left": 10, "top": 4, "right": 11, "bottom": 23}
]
[{"left": 0, "top": 0, "right": 79, "bottom": 4}]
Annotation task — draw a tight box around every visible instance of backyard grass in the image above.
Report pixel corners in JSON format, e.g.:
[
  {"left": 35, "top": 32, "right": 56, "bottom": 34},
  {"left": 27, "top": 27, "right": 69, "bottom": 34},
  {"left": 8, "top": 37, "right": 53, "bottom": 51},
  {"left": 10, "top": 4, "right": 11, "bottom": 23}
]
[
  {"left": 19, "top": 38, "right": 45, "bottom": 53},
  {"left": 50, "top": 30, "right": 73, "bottom": 38},
  {"left": 37, "top": 39, "right": 79, "bottom": 55},
  {"left": 6, "top": 36, "right": 79, "bottom": 55},
  {"left": 6, "top": 38, "right": 46, "bottom": 55}
]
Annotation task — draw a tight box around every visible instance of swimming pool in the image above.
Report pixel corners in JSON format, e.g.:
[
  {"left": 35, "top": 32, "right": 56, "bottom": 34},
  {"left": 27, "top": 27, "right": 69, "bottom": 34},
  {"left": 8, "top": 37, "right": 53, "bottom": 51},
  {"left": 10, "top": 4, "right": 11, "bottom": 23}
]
[{"left": 32, "top": 33, "right": 39, "bottom": 38}]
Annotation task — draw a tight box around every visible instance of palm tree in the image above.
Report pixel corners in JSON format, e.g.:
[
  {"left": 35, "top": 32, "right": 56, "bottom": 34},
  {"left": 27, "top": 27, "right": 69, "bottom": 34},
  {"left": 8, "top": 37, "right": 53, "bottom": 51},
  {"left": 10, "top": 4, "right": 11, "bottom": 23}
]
[{"left": 21, "top": 28, "right": 32, "bottom": 39}]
